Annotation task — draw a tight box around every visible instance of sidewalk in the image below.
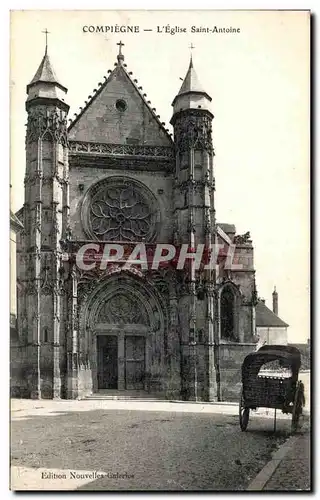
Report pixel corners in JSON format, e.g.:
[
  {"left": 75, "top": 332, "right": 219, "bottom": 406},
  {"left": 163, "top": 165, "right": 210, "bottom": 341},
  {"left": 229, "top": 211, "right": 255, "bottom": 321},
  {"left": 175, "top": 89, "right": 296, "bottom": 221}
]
[
  {"left": 247, "top": 421, "right": 311, "bottom": 491},
  {"left": 263, "top": 431, "right": 310, "bottom": 491}
]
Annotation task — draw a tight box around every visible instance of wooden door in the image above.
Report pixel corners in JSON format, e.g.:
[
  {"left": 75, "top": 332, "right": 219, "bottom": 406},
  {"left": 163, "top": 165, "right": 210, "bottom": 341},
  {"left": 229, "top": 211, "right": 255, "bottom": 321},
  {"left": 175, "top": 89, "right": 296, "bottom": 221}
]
[
  {"left": 97, "top": 335, "right": 118, "bottom": 389},
  {"left": 125, "top": 336, "right": 145, "bottom": 390}
]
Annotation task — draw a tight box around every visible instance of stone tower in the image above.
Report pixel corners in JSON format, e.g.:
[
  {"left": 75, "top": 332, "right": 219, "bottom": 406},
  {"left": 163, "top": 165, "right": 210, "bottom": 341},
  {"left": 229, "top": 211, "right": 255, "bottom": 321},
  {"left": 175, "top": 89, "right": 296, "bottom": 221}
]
[
  {"left": 17, "top": 43, "right": 70, "bottom": 398},
  {"left": 170, "top": 57, "right": 218, "bottom": 401}
]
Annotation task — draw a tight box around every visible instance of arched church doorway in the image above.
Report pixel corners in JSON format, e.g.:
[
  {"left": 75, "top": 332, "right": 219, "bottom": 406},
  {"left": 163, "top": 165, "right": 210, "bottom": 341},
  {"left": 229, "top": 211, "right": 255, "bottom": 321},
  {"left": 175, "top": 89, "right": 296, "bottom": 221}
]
[
  {"left": 80, "top": 274, "right": 166, "bottom": 393},
  {"left": 95, "top": 291, "right": 149, "bottom": 390}
]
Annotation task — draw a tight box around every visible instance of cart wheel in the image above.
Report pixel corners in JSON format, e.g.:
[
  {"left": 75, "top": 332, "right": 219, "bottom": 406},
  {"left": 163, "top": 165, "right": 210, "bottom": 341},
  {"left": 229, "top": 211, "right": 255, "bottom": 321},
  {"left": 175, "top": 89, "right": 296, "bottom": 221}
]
[
  {"left": 291, "top": 381, "right": 304, "bottom": 433},
  {"left": 239, "top": 392, "right": 250, "bottom": 431}
]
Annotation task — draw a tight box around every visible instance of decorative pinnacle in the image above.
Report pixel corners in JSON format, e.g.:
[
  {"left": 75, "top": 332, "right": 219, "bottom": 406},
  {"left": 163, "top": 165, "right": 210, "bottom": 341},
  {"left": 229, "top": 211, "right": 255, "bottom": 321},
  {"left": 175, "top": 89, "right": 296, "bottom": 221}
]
[
  {"left": 117, "top": 40, "right": 125, "bottom": 64},
  {"left": 42, "top": 28, "right": 50, "bottom": 55}
]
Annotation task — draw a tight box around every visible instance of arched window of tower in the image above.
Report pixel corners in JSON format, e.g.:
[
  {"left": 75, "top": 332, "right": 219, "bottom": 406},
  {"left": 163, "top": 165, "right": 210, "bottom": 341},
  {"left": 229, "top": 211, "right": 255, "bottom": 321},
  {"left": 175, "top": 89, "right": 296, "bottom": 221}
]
[{"left": 220, "top": 285, "right": 237, "bottom": 341}]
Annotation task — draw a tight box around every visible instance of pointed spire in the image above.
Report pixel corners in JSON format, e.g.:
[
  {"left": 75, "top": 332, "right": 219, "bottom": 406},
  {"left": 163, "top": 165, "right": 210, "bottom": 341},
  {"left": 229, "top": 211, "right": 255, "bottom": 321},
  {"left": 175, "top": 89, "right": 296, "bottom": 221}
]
[
  {"left": 171, "top": 52, "right": 212, "bottom": 119},
  {"left": 177, "top": 56, "right": 206, "bottom": 97},
  {"left": 26, "top": 31, "right": 68, "bottom": 110},
  {"left": 28, "top": 52, "right": 60, "bottom": 87},
  {"left": 188, "top": 43, "right": 195, "bottom": 69},
  {"left": 27, "top": 31, "right": 67, "bottom": 93}
]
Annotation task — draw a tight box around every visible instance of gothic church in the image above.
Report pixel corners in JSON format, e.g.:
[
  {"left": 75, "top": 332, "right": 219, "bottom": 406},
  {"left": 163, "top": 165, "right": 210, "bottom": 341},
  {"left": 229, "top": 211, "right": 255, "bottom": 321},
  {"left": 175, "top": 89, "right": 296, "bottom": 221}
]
[{"left": 12, "top": 41, "right": 272, "bottom": 401}]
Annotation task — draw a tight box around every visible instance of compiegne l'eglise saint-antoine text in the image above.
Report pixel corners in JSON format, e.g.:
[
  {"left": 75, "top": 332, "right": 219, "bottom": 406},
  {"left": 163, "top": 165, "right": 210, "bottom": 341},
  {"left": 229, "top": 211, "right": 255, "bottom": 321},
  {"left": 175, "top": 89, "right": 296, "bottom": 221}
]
[{"left": 82, "top": 25, "right": 241, "bottom": 34}]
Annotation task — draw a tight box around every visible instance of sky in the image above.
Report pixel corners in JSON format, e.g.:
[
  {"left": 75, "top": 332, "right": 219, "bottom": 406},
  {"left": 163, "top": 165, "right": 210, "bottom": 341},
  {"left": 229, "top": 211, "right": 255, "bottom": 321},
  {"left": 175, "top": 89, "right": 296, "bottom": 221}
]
[{"left": 10, "top": 9, "right": 310, "bottom": 343}]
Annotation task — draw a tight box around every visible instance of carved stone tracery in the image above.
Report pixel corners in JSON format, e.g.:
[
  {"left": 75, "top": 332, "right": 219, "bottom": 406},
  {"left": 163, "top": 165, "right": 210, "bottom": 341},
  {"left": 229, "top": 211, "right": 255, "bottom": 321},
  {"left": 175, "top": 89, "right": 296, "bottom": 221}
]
[
  {"left": 174, "top": 111, "right": 213, "bottom": 154},
  {"left": 82, "top": 177, "right": 160, "bottom": 242},
  {"left": 97, "top": 293, "right": 149, "bottom": 325},
  {"left": 69, "top": 141, "right": 174, "bottom": 158},
  {"left": 26, "top": 106, "right": 68, "bottom": 146}
]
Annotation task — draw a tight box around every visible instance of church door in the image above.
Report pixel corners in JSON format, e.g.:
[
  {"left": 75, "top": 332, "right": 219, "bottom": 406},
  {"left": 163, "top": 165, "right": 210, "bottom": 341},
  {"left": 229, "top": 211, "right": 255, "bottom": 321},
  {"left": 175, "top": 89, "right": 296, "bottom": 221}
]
[
  {"left": 97, "top": 335, "right": 118, "bottom": 389},
  {"left": 125, "top": 336, "right": 145, "bottom": 390},
  {"left": 93, "top": 290, "right": 151, "bottom": 392}
]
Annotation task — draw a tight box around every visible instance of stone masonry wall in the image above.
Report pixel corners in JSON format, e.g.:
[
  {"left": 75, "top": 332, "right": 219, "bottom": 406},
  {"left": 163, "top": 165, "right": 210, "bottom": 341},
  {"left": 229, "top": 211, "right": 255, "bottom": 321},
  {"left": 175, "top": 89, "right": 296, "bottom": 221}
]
[{"left": 218, "top": 343, "right": 256, "bottom": 401}]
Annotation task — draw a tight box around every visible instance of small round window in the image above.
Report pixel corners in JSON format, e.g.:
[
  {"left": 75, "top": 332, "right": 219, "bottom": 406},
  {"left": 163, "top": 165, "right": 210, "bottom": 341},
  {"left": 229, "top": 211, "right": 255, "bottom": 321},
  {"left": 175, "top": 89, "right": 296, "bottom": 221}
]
[{"left": 115, "top": 99, "right": 127, "bottom": 112}]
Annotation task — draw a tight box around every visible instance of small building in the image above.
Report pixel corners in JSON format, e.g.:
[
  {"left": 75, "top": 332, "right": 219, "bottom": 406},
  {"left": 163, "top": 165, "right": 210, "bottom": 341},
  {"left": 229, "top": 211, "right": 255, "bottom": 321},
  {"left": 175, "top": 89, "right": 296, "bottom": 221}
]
[{"left": 256, "top": 288, "right": 289, "bottom": 347}]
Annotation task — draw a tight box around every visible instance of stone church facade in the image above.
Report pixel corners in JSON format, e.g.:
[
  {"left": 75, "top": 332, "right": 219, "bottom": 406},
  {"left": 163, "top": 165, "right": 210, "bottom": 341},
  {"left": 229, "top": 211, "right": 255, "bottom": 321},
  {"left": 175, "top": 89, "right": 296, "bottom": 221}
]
[{"left": 12, "top": 43, "right": 261, "bottom": 401}]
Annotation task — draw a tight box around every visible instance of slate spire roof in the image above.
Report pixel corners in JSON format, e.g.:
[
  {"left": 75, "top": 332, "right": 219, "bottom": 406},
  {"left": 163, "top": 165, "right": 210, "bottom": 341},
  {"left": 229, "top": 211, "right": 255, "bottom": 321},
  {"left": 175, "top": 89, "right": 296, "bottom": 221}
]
[
  {"left": 177, "top": 56, "right": 206, "bottom": 96},
  {"left": 171, "top": 56, "right": 212, "bottom": 107},
  {"left": 27, "top": 45, "right": 67, "bottom": 93}
]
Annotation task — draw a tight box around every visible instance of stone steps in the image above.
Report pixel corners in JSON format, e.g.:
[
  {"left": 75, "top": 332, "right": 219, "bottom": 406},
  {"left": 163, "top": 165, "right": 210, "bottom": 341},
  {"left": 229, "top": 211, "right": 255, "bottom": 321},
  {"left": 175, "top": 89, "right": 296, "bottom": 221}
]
[{"left": 84, "top": 390, "right": 164, "bottom": 401}]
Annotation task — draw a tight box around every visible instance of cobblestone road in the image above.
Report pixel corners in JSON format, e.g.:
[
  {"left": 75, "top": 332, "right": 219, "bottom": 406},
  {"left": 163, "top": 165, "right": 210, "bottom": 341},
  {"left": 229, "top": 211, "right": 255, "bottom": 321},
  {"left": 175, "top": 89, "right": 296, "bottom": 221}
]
[{"left": 10, "top": 400, "right": 296, "bottom": 491}]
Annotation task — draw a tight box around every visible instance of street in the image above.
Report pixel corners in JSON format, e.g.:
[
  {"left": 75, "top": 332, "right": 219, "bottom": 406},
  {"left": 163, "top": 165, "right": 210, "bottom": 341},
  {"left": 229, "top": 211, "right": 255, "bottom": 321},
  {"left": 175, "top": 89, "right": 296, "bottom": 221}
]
[{"left": 10, "top": 399, "right": 302, "bottom": 491}]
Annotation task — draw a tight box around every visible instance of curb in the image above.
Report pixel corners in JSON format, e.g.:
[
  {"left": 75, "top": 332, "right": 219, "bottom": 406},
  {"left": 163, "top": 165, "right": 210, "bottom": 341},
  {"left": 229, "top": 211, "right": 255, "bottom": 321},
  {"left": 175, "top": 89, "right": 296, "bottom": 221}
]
[
  {"left": 246, "top": 418, "right": 310, "bottom": 491},
  {"left": 83, "top": 397, "right": 239, "bottom": 405}
]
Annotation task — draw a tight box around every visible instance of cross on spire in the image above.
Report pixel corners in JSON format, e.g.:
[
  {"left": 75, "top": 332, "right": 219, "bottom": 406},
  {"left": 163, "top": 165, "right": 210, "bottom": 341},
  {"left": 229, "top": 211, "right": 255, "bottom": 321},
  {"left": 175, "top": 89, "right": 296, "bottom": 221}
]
[
  {"left": 42, "top": 28, "right": 50, "bottom": 54},
  {"left": 117, "top": 40, "right": 124, "bottom": 54},
  {"left": 117, "top": 40, "right": 125, "bottom": 64},
  {"left": 188, "top": 43, "right": 195, "bottom": 67}
]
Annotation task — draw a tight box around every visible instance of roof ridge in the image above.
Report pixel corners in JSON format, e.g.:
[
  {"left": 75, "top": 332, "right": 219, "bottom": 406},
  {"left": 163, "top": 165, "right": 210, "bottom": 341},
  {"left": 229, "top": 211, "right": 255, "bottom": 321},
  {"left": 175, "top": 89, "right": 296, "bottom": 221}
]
[{"left": 68, "top": 61, "right": 173, "bottom": 143}]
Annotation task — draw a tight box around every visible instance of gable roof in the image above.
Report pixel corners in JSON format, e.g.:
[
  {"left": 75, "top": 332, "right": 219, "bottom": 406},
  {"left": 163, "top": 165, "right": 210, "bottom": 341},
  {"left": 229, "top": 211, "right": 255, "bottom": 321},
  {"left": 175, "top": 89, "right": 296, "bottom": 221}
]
[
  {"left": 256, "top": 300, "right": 289, "bottom": 328},
  {"left": 68, "top": 58, "right": 173, "bottom": 145}
]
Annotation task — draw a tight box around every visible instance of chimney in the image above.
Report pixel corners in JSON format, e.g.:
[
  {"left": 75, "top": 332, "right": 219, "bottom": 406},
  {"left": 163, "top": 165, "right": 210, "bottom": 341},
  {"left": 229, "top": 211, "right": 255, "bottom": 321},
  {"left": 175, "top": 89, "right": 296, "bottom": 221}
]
[{"left": 272, "top": 286, "right": 278, "bottom": 315}]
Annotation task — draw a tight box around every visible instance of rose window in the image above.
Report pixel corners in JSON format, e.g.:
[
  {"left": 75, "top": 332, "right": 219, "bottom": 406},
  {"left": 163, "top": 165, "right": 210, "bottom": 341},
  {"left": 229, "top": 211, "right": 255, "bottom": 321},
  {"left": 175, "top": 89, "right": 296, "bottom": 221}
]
[{"left": 84, "top": 178, "right": 159, "bottom": 242}]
